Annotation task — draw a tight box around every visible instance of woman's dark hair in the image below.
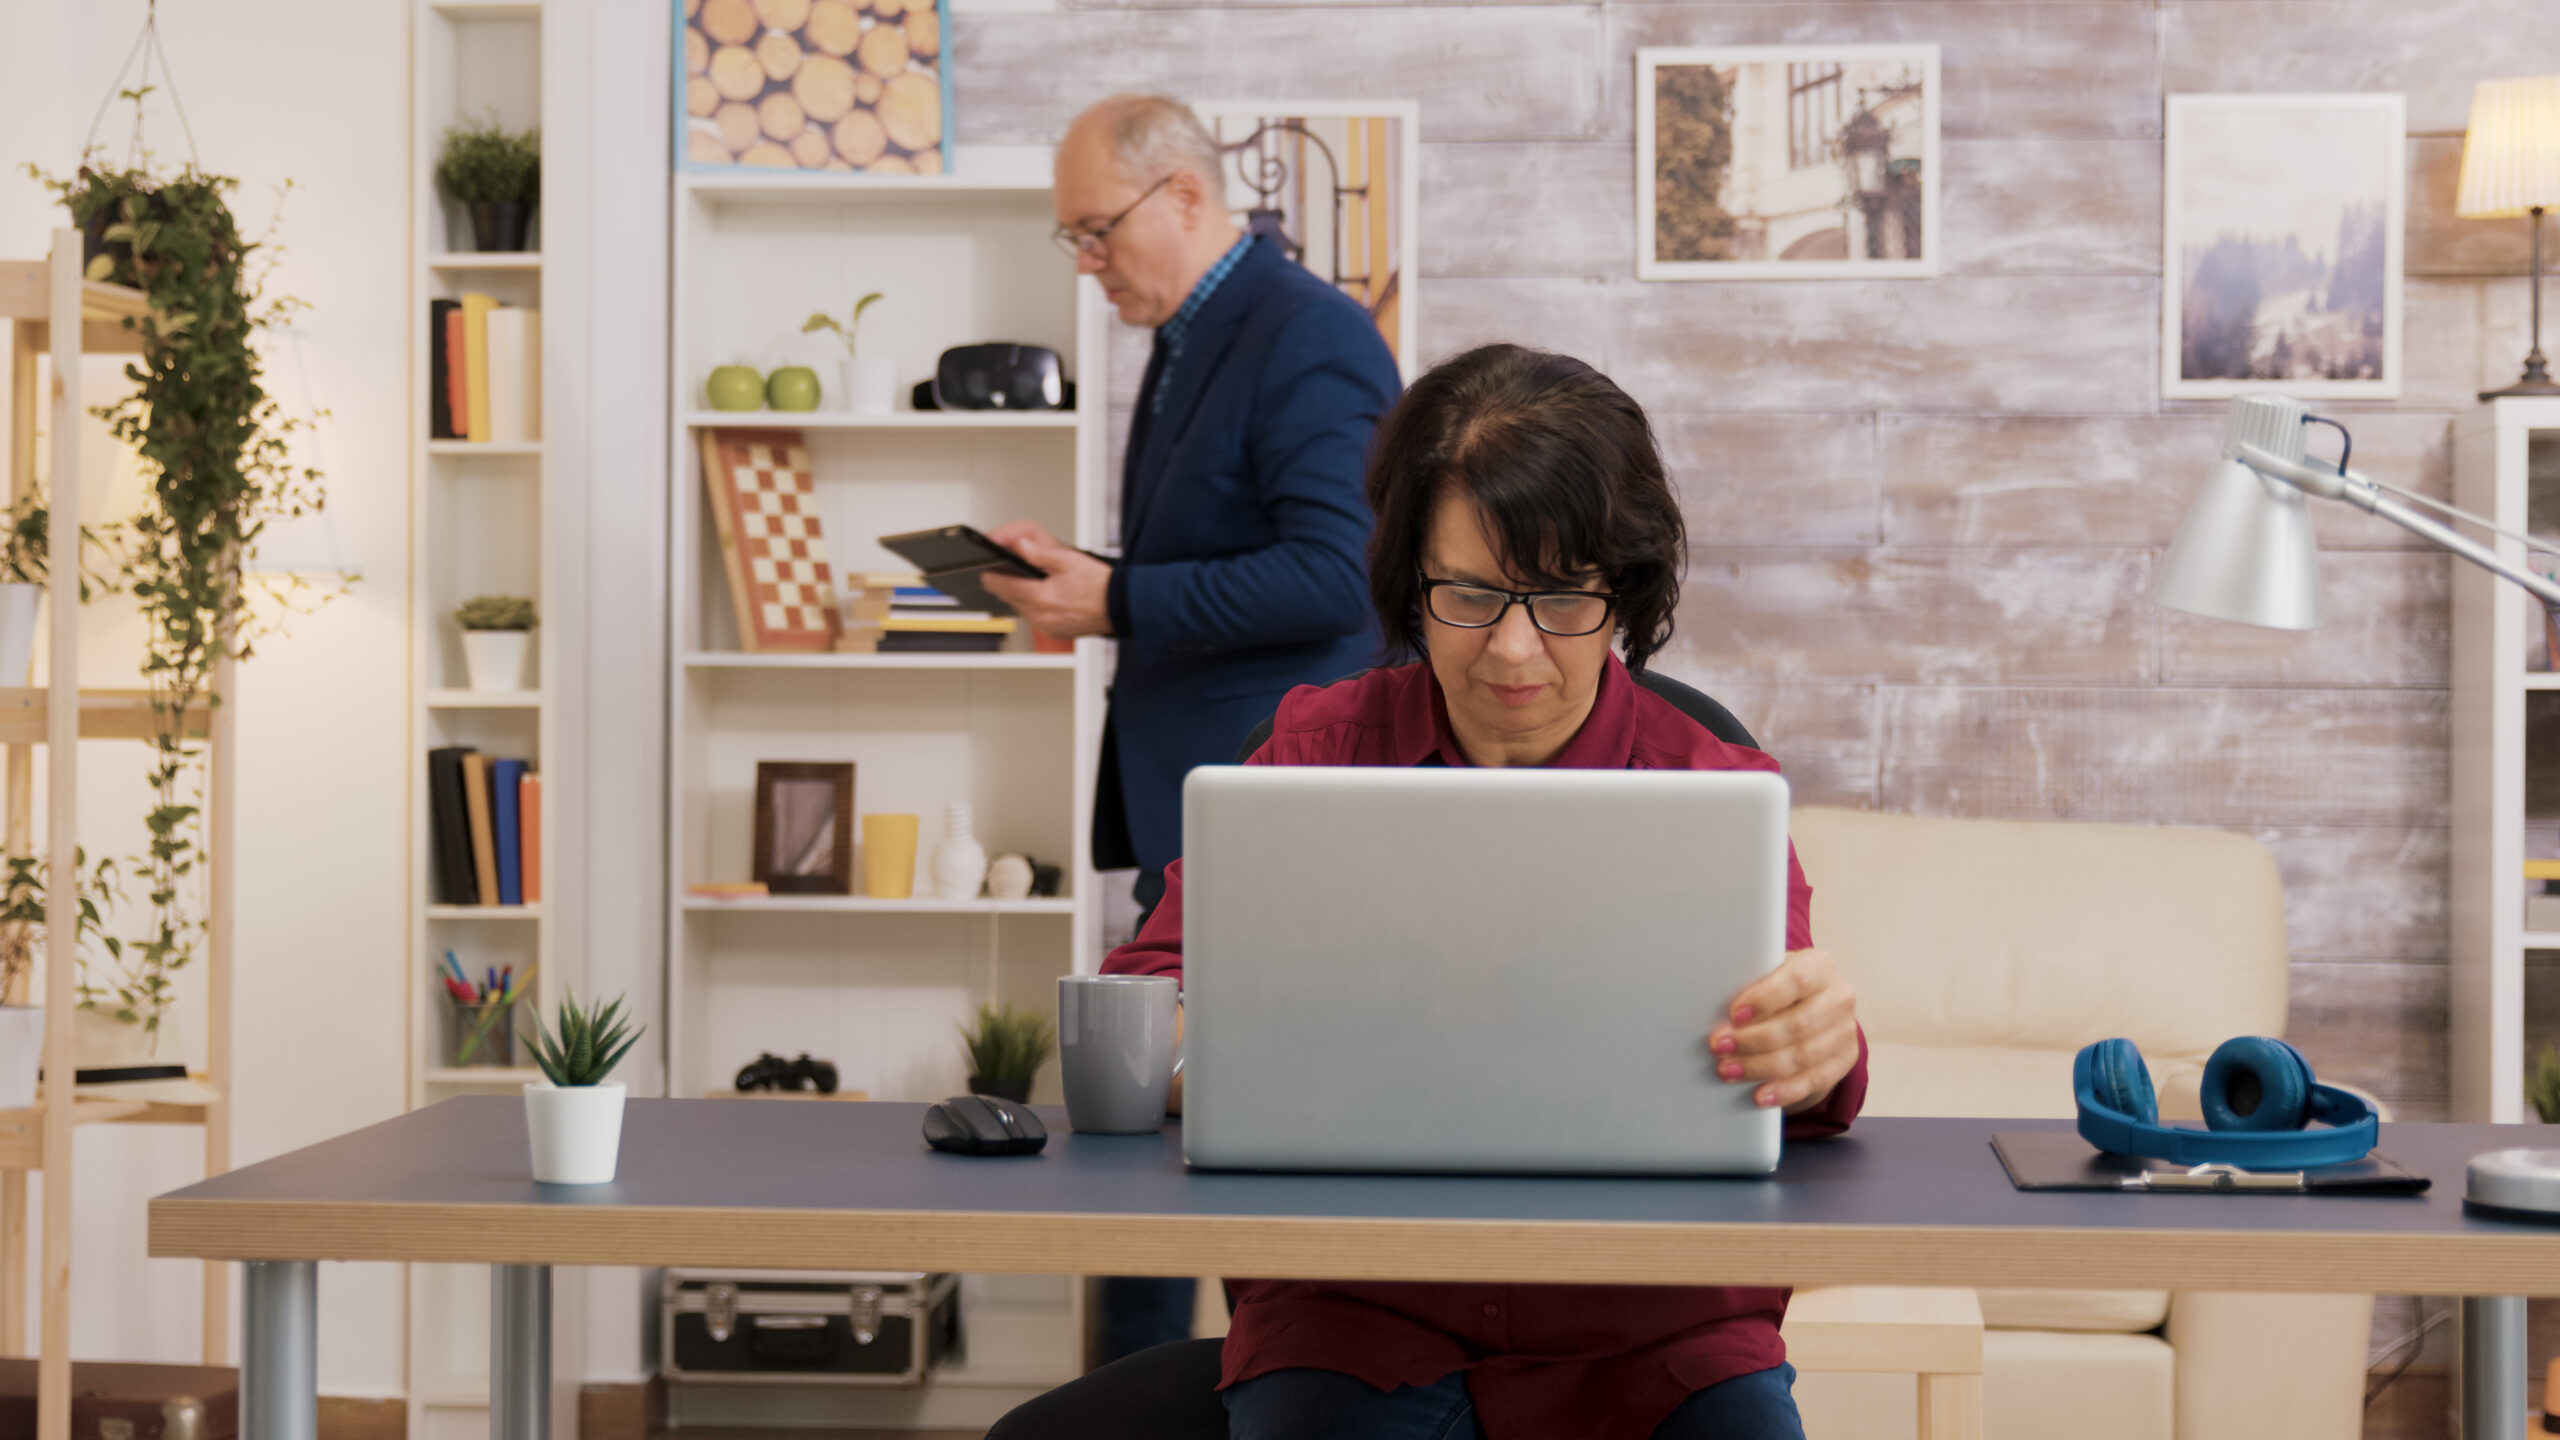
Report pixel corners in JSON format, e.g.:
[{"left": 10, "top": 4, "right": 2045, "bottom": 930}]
[{"left": 1365, "top": 344, "right": 1686, "bottom": 672}]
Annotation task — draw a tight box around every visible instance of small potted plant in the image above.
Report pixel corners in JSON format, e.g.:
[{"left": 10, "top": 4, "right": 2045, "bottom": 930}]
[
  {"left": 2531, "top": 1045, "right": 2560, "bottom": 1124},
  {"left": 522, "top": 988, "right": 644, "bottom": 1184},
  {"left": 455, "top": 595, "right": 536, "bottom": 693},
  {"left": 0, "top": 851, "right": 117, "bottom": 1110},
  {"left": 804, "top": 292, "right": 892, "bottom": 415},
  {"left": 0, "top": 497, "right": 49, "bottom": 687},
  {"left": 436, "top": 113, "right": 542, "bottom": 252},
  {"left": 958, "top": 1000, "right": 1053, "bottom": 1104}
]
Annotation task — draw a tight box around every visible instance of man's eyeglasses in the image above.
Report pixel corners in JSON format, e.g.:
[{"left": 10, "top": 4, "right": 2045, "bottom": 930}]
[
  {"left": 1419, "top": 577, "right": 1619, "bottom": 638},
  {"left": 1051, "top": 174, "right": 1175, "bottom": 261}
]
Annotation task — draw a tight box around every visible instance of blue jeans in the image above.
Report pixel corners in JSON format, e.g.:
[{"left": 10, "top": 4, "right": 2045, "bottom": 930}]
[{"left": 1225, "top": 1361, "right": 1803, "bottom": 1440}]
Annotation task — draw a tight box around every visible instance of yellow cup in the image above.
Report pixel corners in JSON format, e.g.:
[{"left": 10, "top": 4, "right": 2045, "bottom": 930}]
[{"left": 862, "top": 813, "right": 920, "bottom": 899}]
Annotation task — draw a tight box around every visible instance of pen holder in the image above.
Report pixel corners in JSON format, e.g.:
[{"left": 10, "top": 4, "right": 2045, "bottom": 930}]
[{"left": 448, "top": 999, "right": 518, "bottom": 1068}]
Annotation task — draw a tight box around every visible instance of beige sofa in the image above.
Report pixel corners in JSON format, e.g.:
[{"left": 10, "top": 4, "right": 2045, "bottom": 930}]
[{"left": 1785, "top": 806, "right": 2376, "bottom": 1440}]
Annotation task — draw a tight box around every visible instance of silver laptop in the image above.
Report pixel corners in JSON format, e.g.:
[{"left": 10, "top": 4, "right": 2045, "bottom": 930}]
[{"left": 1180, "top": 765, "right": 1791, "bottom": 1175}]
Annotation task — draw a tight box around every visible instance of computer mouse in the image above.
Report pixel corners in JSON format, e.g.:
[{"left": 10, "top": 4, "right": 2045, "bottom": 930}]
[{"left": 923, "top": 1094, "right": 1048, "bottom": 1156}]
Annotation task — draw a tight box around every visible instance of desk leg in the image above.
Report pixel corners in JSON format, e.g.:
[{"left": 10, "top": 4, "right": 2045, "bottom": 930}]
[
  {"left": 491, "top": 1264, "right": 552, "bottom": 1440},
  {"left": 2459, "top": 1295, "right": 2526, "bottom": 1440},
  {"left": 241, "top": 1261, "right": 317, "bottom": 1440}
]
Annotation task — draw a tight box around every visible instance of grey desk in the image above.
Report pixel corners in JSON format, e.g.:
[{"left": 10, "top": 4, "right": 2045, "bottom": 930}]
[{"left": 152, "top": 1100, "right": 2560, "bottom": 1440}]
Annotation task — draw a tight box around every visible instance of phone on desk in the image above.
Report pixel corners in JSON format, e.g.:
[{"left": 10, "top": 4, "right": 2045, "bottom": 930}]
[{"left": 877, "top": 525, "right": 1047, "bottom": 617}]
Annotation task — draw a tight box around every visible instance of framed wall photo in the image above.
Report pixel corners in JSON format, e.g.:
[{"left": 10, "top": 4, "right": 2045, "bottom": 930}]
[
  {"left": 1193, "top": 101, "right": 1420, "bottom": 379},
  {"left": 673, "top": 0, "right": 951, "bottom": 175},
  {"left": 753, "top": 761, "right": 856, "bottom": 895},
  {"left": 2162, "top": 93, "right": 2406, "bottom": 400},
  {"left": 1637, "top": 45, "right": 1941, "bottom": 281}
]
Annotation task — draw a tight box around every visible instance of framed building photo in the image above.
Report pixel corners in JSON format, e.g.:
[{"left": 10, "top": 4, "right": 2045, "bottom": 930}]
[
  {"left": 1194, "top": 101, "right": 1420, "bottom": 378},
  {"left": 1637, "top": 45, "right": 1940, "bottom": 280},
  {"left": 753, "top": 761, "right": 855, "bottom": 895},
  {"left": 2162, "top": 93, "right": 2405, "bottom": 399},
  {"left": 674, "top": 0, "right": 951, "bottom": 175}
]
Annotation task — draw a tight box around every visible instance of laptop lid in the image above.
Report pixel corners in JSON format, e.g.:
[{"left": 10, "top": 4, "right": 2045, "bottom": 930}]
[{"left": 1181, "top": 765, "right": 1790, "bottom": 1175}]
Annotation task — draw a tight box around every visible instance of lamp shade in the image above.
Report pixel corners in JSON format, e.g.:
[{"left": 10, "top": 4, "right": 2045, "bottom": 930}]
[
  {"left": 2153, "top": 459, "right": 2322, "bottom": 630},
  {"left": 2458, "top": 75, "right": 2560, "bottom": 219}
]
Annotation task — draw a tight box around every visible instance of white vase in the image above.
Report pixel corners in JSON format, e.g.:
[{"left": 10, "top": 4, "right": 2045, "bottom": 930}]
[
  {"left": 461, "top": 629, "right": 533, "bottom": 693},
  {"left": 524, "top": 1080, "right": 626, "bottom": 1184},
  {"left": 0, "top": 584, "right": 40, "bottom": 687},
  {"left": 931, "top": 802, "right": 989, "bottom": 900},
  {"left": 0, "top": 1007, "right": 39, "bottom": 1111},
  {"left": 844, "top": 357, "right": 899, "bottom": 415}
]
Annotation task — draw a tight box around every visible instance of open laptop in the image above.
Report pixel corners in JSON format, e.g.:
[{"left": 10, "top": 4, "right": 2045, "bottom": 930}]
[{"left": 1179, "top": 765, "right": 1791, "bottom": 1175}]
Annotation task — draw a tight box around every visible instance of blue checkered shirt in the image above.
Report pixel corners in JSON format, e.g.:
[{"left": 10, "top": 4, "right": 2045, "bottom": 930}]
[{"left": 1150, "top": 234, "right": 1255, "bottom": 415}]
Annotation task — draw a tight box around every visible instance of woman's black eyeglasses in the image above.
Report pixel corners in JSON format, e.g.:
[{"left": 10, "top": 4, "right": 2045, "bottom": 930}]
[
  {"left": 1419, "top": 576, "right": 1619, "bottom": 637},
  {"left": 1051, "top": 174, "right": 1175, "bottom": 261}
]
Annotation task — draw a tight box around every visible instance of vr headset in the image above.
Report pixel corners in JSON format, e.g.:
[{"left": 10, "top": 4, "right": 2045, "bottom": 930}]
[
  {"left": 2074, "top": 1036, "right": 2376, "bottom": 1169},
  {"left": 911, "top": 343, "right": 1076, "bottom": 412}
]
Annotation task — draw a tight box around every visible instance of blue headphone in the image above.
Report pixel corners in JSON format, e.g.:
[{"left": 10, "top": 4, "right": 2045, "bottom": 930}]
[{"left": 2074, "top": 1036, "right": 2377, "bottom": 1169}]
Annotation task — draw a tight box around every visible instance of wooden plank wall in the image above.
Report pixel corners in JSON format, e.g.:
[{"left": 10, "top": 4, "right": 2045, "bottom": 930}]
[{"left": 977, "top": 4, "right": 2558, "bottom": 1432}]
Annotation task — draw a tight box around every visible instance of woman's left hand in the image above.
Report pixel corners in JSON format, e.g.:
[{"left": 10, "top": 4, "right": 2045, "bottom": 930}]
[{"left": 1706, "top": 947, "right": 1859, "bottom": 1114}]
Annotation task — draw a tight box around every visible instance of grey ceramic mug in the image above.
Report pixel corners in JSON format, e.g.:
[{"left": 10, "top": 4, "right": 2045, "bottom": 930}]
[{"left": 1058, "top": 974, "right": 1183, "bottom": 1134}]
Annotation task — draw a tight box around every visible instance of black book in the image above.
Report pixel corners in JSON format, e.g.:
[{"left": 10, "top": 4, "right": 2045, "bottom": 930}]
[
  {"left": 427, "top": 746, "right": 479, "bottom": 904},
  {"left": 428, "top": 298, "right": 459, "bottom": 440},
  {"left": 877, "top": 631, "right": 1007, "bottom": 653}
]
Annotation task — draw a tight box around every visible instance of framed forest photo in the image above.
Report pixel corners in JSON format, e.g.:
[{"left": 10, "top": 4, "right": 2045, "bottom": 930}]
[
  {"left": 2162, "top": 93, "right": 2405, "bottom": 399},
  {"left": 1638, "top": 45, "right": 1940, "bottom": 280}
]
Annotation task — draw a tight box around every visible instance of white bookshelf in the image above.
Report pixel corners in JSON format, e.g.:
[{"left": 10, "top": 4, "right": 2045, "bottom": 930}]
[
  {"left": 2450, "top": 397, "right": 2560, "bottom": 1121},
  {"left": 409, "top": 3, "right": 576, "bottom": 1435},
  {"left": 665, "top": 166, "right": 1108, "bottom": 1421}
]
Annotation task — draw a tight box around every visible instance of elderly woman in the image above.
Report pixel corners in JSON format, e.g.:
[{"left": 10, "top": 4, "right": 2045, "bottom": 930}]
[{"left": 995, "top": 344, "right": 1866, "bottom": 1440}]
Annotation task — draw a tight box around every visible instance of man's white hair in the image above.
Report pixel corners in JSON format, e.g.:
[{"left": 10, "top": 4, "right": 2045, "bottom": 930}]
[{"left": 1095, "top": 94, "right": 1226, "bottom": 191}]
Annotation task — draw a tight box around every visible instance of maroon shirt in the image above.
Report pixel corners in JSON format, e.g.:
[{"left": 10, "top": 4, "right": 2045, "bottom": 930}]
[{"left": 1103, "top": 657, "right": 1870, "bottom": 1440}]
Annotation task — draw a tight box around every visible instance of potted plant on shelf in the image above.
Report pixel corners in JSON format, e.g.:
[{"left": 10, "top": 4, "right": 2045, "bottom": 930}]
[
  {"left": 2531, "top": 1045, "right": 2560, "bottom": 1124},
  {"left": 0, "top": 496, "right": 50, "bottom": 688},
  {"left": 958, "top": 1000, "right": 1052, "bottom": 1104},
  {"left": 0, "top": 852, "right": 119, "bottom": 1110},
  {"left": 522, "top": 988, "right": 645, "bottom": 1184},
  {"left": 455, "top": 595, "right": 536, "bottom": 693},
  {"left": 804, "top": 292, "right": 892, "bottom": 414},
  {"left": 436, "top": 112, "right": 541, "bottom": 253}
]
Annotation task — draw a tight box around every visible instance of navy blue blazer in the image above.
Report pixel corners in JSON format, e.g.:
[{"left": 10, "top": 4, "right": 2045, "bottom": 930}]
[{"left": 1094, "top": 236, "right": 1401, "bottom": 873}]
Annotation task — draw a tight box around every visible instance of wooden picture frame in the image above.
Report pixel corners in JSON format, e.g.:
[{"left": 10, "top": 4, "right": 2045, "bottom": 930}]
[
  {"left": 673, "top": 0, "right": 953, "bottom": 175},
  {"left": 1637, "top": 44, "right": 1941, "bottom": 280},
  {"left": 753, "top": 761, "right": 856, "bottom": 895},
  {"left": 2161, "top": 93, "right": 2405, "bottom": 400}
]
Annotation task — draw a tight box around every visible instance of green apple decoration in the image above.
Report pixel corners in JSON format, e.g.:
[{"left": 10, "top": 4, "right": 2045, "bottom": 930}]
[
  {"left": 706, "top": 365, "right": 764, "bottom": 412},
  {"left": 766, "top": 366, "right": 822, "bottom": 412}
]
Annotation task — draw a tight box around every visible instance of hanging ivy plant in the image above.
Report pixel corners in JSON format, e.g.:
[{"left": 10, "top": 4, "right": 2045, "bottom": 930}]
[{"left": 30, "top": 158, "right": 333, "bottom": 1030}]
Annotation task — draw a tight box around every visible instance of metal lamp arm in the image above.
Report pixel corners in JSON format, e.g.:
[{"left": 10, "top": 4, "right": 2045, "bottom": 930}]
[{"left": 2233, "top": 442, "right": 2560, "bottom": 610}]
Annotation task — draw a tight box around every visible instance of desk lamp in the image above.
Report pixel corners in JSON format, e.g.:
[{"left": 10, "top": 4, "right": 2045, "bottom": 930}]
[
  {"left": 2459, "top": 75, "right": 2560, "bottom": 401},
  {"left": 2152, "top": 393, "right": 2560, "bottom": 628}
]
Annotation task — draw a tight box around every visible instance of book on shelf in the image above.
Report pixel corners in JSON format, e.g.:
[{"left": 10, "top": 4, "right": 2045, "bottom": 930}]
[
  {"left": 874, "top": 631, "right": 1007, "bottom": 653},
  {"left": 520, "top": 770, "right": 542, "bottom": 905},
  {"left": 428, "top": 747, "right": 478, "bottom": 904},
  {"left": 428, "top": 299, "right": 459, "bottom": 439},
  {"left": 461, "top": 293, "right": 496, "bottom": 444},
  {"left": 444, "top": 306, "right": 470, "bottom": 437},
  {"left": 461, "top": 752, "right": 500, "bottom": 905},
  {"left": 490, "top": 758, "right": 528, "bottom": 907}
]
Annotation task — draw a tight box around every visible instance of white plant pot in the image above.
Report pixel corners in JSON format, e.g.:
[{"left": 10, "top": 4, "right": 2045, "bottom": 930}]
[
  {"left": 524, "top": 1080, "right": 626, "bottom": 1184},
  {"left": 0, "top": 1007, "right": 39, "bottom": 1111},
  {"left": 461, "top": 629, "right": 533, "bottom": 693},
  {"left": 0, "top": 585, "right": 41, "bottom": 687},
  {"left": 844, "top": 357, "right": 899, "bottom": 415}
]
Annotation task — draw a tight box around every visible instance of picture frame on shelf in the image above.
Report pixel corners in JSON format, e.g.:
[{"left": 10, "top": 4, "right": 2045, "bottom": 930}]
[
  {"left": 1194, "top": 101, "right": 1420, "bottom": 380},
  {"left": 753, "top": 760, "right": 856, "bottom": 895},
  {"left": 1636, "top": 44, "right": 1941, "bottom": 281},
  {"left": 675, "top": 0, "right": 952, "bottom": 175},
  {"left": 2161, "top": 93, "right": 2405, "bottom": 400}
]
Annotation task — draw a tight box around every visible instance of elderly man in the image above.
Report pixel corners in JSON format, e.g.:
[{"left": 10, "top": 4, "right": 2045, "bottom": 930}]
[{"left": 984, "top": 93, "right": 1399, "bottom": 1361}]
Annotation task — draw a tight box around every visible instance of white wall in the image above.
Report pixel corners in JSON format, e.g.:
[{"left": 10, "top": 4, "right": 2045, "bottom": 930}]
[{"left": 1, "top": 0, "right": 416, "bottom": 1397}]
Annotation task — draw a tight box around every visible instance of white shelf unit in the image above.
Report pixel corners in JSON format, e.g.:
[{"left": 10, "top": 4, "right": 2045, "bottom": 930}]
[
  {"left": 2450, "top": 397, "right": 2560, "bottom": 1121},
  {"left": 409, "top": 3, "right": 569, "bottom": 1436},
  {"left": 666, "top": 169, "right": 1108, "bottom": 1419}
]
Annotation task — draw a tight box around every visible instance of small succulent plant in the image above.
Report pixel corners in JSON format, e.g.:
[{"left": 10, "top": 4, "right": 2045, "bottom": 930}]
[
  {"left": 523, "top": 988, "right": 643, "bottom": 1088},
  {"left": 455, "top": 594, "right": 537, "bottom": 631},
  {"left": 958, "top": 1001, "right": 1053, "bottom": 1087}
]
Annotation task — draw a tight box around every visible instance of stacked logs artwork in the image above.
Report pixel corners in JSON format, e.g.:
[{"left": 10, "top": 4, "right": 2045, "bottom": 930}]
[{"left": 684, "top": 0, "right": 945, "bottom": 173}]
